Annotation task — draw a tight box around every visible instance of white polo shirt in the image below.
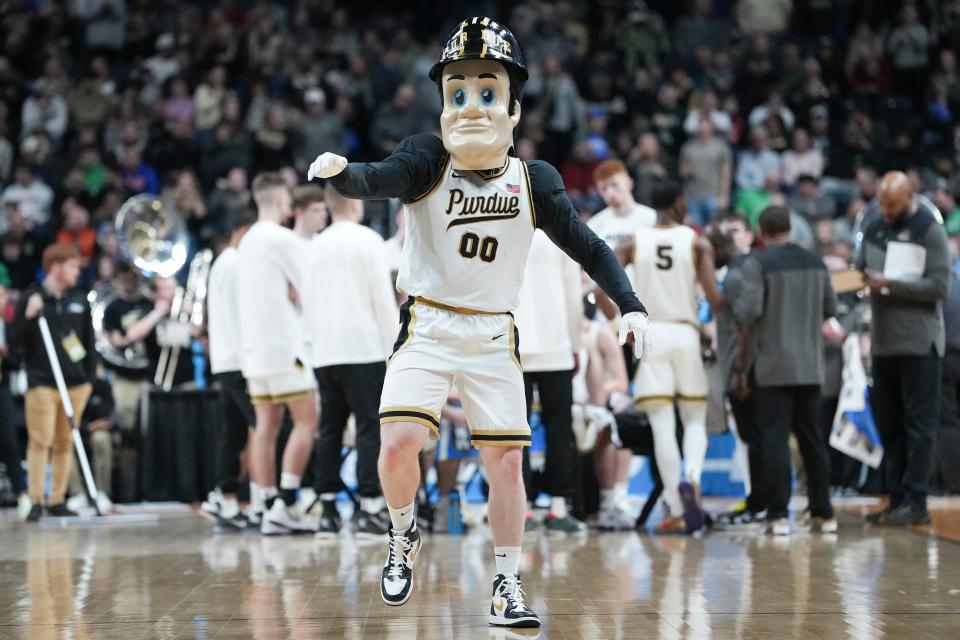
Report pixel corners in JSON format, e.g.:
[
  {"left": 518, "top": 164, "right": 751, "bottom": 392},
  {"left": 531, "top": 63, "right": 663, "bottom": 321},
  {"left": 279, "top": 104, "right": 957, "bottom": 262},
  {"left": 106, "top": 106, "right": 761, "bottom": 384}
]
[
  {"left": 514, "top": 230, "right": 583, "bottom": 372},
  {"left": 302, "top": 220, "right": 398, "bottom": 368},
  {"left": 587, "top": 202, "right": 656, "bottom": 248}
]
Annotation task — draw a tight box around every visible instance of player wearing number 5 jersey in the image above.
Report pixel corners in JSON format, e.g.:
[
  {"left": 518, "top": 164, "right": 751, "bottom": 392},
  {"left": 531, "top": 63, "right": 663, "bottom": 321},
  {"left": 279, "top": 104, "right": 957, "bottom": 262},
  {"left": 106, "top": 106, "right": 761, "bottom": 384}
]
[
  {"left": 308, "top": 17, "right": 651, "bottom": 628},
  {"left": 619, "top": 182, "right": 724, "bottom": 535}
]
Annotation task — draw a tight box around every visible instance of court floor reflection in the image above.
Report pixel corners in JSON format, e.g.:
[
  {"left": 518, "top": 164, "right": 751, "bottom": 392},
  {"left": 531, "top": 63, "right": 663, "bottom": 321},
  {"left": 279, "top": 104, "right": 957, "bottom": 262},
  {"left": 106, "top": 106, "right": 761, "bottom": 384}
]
[{"left": 1, "top": 500, "right": 959, "bottom": 639}]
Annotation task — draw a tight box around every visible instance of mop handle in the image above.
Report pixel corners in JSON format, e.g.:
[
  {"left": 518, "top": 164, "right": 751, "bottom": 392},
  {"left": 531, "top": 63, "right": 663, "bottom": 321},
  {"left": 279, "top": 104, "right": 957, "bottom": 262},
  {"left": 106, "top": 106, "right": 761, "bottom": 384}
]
[{"left": 38, "top": 316, "right": 75, "bottom": 419}]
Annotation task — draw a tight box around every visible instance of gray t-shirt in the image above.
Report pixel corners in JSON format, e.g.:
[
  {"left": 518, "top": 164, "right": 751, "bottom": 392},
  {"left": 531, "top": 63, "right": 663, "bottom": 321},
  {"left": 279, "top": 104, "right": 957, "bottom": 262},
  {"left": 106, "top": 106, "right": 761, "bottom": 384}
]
[{"left": 680, "top": 137, "right": 731, "bottom": 199}]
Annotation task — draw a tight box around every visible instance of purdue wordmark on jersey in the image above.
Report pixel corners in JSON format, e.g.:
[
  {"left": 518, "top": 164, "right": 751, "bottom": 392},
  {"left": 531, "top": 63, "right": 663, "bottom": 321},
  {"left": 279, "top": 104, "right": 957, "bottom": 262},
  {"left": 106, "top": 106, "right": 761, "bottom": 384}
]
[{"left": 398, "top": 156, "right": 536, "bottom": 313}]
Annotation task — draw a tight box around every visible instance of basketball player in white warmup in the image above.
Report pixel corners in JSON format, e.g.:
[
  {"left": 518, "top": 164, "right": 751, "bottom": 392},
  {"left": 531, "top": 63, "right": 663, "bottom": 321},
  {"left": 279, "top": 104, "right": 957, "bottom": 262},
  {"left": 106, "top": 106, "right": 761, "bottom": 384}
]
[
  {"left": 619, "top": 182, "right": 723, "bottom": 534},
  {"left": 309, "top": 18, "right": 651, "bottom": 627}
]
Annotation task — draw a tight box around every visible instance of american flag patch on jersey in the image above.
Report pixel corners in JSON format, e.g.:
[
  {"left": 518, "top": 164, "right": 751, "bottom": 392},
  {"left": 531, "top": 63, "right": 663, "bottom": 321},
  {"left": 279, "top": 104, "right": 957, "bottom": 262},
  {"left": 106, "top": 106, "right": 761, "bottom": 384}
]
[{"left": 505, "top": 183, "right": 520, "bottom": 193}]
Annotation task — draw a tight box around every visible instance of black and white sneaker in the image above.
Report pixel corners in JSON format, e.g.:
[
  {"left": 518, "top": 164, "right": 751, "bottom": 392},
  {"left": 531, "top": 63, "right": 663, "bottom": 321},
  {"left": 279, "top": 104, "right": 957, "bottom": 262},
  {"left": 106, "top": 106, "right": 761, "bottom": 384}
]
[
  {"left": 489, "top": 573, "right": 540, "bottom": 628},
  {"left": 355, "top": 509, "right": 390, "bottom": 538},
  {"left": 380, "top": 522, "right": 422, "bottom": 606},
  {"left": 200, "top": 488, "right": 224, "bottom": 523},
  {"left": 315, "top": 500, "right": 342, "bottom": 538}
]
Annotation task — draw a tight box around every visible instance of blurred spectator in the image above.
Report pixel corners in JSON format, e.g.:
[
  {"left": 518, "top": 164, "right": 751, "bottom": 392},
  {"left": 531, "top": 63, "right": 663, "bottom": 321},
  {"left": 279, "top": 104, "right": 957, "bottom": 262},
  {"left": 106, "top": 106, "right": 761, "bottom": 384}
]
[
  {"left": 67, "top": 74, "right": 112, "bottom": 132},
  {"left": 56, "top": 200, "right": 96, "bottom": 262},
  {"left": 163, "top": 170, "right": 208, "bottom": 242},
  {"left": 560, "top": 139, "right": 599, "bottom": 203},
  {"left": 21, "top": 80, "right": 68, "bottom": 146},
  {"left": 782, "top": 129, "right": 824, "bottom": 186},
  {"left": 252, "top": 103, "right": 293, "bottom": 174},
  {"left": 195, "top": 66, "right": 227, "bottom": 132},
  {"left": 748, "top": 91, "right": 796, "bottom": 132},
  {"left": 736, "top": 0, "right": 793, "bottom": 35},
  {"left": 683, "top": 90, "right": 732, "bottom": 137},
  {"left": 370, "top": 84, "right": 420, "bottom": 159},
  {"left": 536, "top": 54, "right": 583, "bottom": 167},
  {"left": 736, "top": 128, "right": 781, "bottom": 192},
  {"left": 118, "top": 147, "right": 158, "bottom": 195},
  {"left": 680, "top": 117, "right": 732, "bottom": 227},
  {"left": 295, "top": 88, "right": 348, "bottom": 174},
  {"left": 1, "top": 203, "right": 41, "bottom": 289},
  {"left": 164, "top": 78, "right": 195, "bottom": 127},
  {"left": 887, "top": 5, "right": 931, "bottom": 106},
  {"left": 789, "top": 175, "right": 837, "bottom": 224},
  {"left": 628, "top": 132, "right": 670, "bottom": 207},
  {"left": 1, "top": 164, "right": 54, "bottom": 230},
  {"left": 143, "top": 33, "right": 180, "bottom": 87},
  {"left": 207, "top": 167, "right": 250, "bottom": 241}
]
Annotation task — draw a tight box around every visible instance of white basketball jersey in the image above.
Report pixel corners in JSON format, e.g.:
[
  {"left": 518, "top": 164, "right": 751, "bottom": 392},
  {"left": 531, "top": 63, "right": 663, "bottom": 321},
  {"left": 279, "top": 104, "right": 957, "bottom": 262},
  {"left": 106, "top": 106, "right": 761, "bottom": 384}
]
[
  {"left": 398, "top": 156, "right": 536, "bottom": 312},
  {"left": 630, "top": 224, "right": 699, "bottom": 324}
]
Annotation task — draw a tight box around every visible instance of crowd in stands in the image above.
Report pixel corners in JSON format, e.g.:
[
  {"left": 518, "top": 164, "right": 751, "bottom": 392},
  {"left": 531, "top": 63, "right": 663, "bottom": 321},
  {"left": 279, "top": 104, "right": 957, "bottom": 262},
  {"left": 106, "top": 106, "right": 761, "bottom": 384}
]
[{"left": 2, "top": 0, "right": 960, "bottom": 506}]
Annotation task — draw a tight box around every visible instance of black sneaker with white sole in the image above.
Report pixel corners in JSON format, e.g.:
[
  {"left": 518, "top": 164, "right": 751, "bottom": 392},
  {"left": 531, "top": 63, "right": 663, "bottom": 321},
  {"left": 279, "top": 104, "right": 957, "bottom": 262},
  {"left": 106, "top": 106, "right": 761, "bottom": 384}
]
[
  {"left": 381, "top": 521, "right": 422, "bottom": 606},
  {"left": 355, "top": 509, "right": 389, "bottom": 537},
  {"left": 489, "top": 573, "right": 540, "bottom": 628},
  {"left": 315, "top": 500, "right": 342, "bottom": 537}
]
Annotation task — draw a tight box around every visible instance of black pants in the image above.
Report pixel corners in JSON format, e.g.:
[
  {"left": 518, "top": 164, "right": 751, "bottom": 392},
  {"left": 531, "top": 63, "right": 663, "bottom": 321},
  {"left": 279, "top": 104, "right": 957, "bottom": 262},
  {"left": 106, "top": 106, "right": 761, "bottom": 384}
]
[
  {"left": 313, "top": 362, "right": 385, "bottom": 498},
  {"left": 753, "top": 385, "right": 832, "bottom": 520},
  {"left": 872, "top": 352, "right": 941, "bottom": 509},
  {"left": 728, "top": 391, "right": 765, "bottom": 513},
  {"left": 522, "top": 369, "right": 575, "bottom": 500},
  {"left": 0, "top": 384, "right": 25, "bottom": 495},
  {"left": 213, "top": 371, "right": 255, "bottom": 494},
  {"left": 935, "top": 350, "right": 960, "bottom": 492}
]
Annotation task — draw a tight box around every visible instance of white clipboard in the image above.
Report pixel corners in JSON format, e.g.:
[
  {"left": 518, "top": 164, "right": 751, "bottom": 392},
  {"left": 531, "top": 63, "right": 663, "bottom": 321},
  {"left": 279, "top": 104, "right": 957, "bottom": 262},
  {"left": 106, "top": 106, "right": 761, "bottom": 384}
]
[{"left": 883, "top": 241, "right": 926, "bottom": 281}]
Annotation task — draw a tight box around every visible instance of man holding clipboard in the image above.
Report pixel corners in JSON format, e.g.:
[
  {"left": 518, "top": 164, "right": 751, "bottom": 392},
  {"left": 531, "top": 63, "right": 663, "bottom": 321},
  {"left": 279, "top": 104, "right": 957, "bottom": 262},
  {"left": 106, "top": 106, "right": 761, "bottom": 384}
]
[{"left": 857, "top": 171, "right": 950, "bottom": 526}]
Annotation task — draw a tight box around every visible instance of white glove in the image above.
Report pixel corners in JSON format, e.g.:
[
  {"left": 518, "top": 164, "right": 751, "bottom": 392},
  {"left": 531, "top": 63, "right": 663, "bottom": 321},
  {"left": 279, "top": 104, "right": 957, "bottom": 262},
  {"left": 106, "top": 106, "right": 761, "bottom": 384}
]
[
  {"left": 307, "top": 152, "right": 348, "bottom": 181},
  {"left": 618, "top": 311, "right": 652, "bottom": 363}
]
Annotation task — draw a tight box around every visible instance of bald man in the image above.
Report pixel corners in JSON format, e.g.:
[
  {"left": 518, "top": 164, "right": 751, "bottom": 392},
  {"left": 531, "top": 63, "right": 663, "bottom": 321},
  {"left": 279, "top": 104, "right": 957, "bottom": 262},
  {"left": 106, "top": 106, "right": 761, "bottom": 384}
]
[{"left": 857, "top": 171, "right": 950, "bottom": 526}]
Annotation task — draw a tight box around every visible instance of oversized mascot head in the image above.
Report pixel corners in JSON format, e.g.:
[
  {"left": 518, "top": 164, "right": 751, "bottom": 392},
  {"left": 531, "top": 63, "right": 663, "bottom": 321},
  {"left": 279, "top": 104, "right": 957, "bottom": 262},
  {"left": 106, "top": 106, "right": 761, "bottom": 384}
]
[{"left": 429, "top": 18, "right": 528, "bottom": 170}]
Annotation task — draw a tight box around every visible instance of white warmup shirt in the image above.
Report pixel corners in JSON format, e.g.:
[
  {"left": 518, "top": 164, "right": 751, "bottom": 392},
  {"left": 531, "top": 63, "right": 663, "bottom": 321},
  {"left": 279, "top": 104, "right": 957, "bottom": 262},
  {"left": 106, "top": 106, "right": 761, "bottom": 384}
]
[
  {"left": 236, "top": 220, "right": 309, "bottom": 377},
  {"left": 514, "top": 230, "right": 583, "bottom": 372},
  {"left": 302, "top": 220, "right": 399, "bottom": 368},
  {"left": 587, "top": 202, "right": 656, "bottom": 249},
  {"left": 207, "top": 247, "right": 243, "bottom": 374}
]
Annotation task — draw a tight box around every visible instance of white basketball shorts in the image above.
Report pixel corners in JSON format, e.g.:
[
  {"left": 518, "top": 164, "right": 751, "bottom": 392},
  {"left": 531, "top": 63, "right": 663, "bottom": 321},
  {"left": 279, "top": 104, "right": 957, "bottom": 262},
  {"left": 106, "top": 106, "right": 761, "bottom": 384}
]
[
  {"left": 379, "top": 297, "right": 530, "bottom": 447},
  {"left": 633, "top": 321, "right": 708, "bottom": 404},
  {"left": 247, "top": 359, "right": 317, "bottom": 405}
]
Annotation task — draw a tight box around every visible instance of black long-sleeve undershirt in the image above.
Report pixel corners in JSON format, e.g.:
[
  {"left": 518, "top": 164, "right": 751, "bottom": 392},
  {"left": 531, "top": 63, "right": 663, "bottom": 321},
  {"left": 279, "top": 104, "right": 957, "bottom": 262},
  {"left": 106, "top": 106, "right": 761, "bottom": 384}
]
[{"left": 329, "top": 134, "right": 646, "bottom": 316}]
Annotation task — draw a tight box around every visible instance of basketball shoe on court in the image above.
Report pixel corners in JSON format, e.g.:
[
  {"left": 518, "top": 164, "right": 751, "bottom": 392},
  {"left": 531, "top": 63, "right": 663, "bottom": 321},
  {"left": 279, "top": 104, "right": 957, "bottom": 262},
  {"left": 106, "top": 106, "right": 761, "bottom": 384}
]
[
  {"left": 261, "top": 499, "right": 315, "bottom": 535},
  {"left": 488, "top": 573, "right": 540, "bottom": 628},
  {"left": 679, "top": 480, "right": 706, "bottom": 533},
  {"left": 314, "top": 499, "right": 342, "bottom": 538},
  {"left": 381, "top": 521, "right": 422, "bottom": 605}
]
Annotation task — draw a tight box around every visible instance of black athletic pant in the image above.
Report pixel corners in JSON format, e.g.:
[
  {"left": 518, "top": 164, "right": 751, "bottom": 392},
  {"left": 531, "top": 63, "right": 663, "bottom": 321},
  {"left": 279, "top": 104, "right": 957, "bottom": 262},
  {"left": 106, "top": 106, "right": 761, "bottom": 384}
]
[
  {"left": 728, "top": 391, "right": 765, "bottom": 513},
  {"left": 522, "top": 369, "right": 576, "bottom": 500},
  {"left": 936, "top": 350, "right": 960, "bottom": 492},
  {"left": 871, "top": 352, "right": 942, "bottom": 510},
  {"left": 0, "top": 384, "right": 25, "bottom": 495},
  {"left": 313, "top": 362, "right": 385, "bottom": 498},
  {"left": 753, "top": 384, "right": 833, "bottom": 520},
  {"left": 214, "top": 371, "right": 255, "bottom": 494}
]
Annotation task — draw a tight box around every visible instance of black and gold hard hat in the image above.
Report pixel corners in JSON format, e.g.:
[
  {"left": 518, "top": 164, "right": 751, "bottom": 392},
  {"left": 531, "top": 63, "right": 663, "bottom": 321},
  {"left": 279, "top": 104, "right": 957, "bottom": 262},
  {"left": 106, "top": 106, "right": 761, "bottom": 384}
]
[{"left": 429, "top": 17, "right": 528, "bottom": 84}]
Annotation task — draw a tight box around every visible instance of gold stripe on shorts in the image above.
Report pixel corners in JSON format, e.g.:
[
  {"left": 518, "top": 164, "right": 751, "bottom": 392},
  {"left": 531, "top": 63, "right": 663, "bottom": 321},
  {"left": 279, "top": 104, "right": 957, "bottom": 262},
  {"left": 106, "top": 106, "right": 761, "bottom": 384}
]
[
  {"left": 677, "top": 394, "right": 708, "bottom": 402},
  {"left": 470, "top": 429, "right": 532, "bottom": 447},
  {"left": 415, "top": 296, "right": 505, "bottom": 316},
  {"left": 380, "top": 406, "right": 440, "bottom": 435},
  {"left": 508, "top": 315, "right": 522, "bottom": 374},
  {"left": 634, "top": 395, "right": 676, "bottom": 405}
]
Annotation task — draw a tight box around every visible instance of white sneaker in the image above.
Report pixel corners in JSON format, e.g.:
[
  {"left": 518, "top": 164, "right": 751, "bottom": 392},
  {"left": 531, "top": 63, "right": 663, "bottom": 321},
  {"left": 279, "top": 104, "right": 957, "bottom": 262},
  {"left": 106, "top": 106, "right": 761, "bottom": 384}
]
[
  {"left": 17, "top": 494, "right": 32, "bottom": 521},
  {"left": 802, "top": 514, "right": 838, "bottom": 534},
  {"left": 96, "top": 491, "right": 114, "bottom": 514},
  {"left": 261, "top": 499, "right": 315, "bottom": 535},
  {"left": 596, "top": 505, "right": 635, "bottom": 531},
  {"left": 244, "top": 506, "right": 264, "bottom": 530},
  {"left": 66, "top": 493, "right": 90, "bottom": 513},
  {"left": 200, "top": 489, "right": 223, "bottom": 522},
  {"left": 765, "top": 518, "right": 791, "bottom": 536}
]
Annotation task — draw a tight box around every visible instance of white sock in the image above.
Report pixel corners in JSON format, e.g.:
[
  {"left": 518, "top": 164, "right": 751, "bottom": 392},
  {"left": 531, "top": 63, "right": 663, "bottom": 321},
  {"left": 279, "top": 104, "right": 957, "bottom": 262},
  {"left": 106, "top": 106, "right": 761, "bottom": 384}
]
[
  {"left": 361, "top": 496, "right": 386, "bottom": 514},
  {"left": 320, "top": 492, "right": 337, "bottom": 501},
  {"left": 250, "top": 482, "right": 264, "bottom": 510},
  {"left": 614, "top": 481, "right": 629, "bottom": 504},
  {"left": 388, "top": 501, "right": 415, "bottom": 531},
  {"left": 550, "top": 496, "right": 568, "bottom": 518},
  {"left": 601, "top": 489, "right": 616, "bottom": 510},
  {"left": 221, "top": 494, "right": 239, "bottom": 517},
  {"left": 494, "top": 546, "right": 521, "bottom": 576},
  {"left": 647, "top": 401, "right": 683, "bottom": 515},
  {"left": 279, "top": 473, "right": 301, "bottom": 490},
  {"left": 679, "top": 400, "right": 708, "bottom": 483}
]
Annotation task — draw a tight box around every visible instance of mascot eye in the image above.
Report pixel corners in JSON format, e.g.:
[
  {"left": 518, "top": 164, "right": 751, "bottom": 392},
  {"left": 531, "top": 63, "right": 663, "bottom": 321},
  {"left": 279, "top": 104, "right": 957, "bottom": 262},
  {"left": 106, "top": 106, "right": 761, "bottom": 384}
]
[
  {"left": 480, "top": 87, "right": 496, "bottom": 106},
  {"left": 453, "top": 88, "right": 466, "bottom": 107}
]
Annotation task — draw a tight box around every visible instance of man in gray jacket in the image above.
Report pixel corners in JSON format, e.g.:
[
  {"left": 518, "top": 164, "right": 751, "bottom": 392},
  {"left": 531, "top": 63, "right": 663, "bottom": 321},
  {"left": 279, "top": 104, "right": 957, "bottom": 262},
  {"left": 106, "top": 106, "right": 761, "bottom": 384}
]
[
  {"left": 858, "top": 172, "right": 950, "bottom": 526},
  {"left": 735, "top": 206, "right": 839, "bottom": 536}
]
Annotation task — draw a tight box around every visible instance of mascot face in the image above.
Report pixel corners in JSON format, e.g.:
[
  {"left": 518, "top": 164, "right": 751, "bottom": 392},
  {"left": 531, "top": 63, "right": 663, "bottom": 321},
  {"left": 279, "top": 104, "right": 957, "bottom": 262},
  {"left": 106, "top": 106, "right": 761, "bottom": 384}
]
[{"left": 440, "top": 59, "right": 521, "bottom": 170}]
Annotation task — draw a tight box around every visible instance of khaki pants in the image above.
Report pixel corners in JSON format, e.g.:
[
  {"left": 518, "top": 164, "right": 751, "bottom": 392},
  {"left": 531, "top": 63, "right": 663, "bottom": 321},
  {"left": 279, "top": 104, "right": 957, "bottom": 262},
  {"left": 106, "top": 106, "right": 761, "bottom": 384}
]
[
  {"left": 110, "top": 376, "right": 145, "bottom": 432},
  {"left": 26, "top": 384, "right": 92, "bottom": 505}
]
